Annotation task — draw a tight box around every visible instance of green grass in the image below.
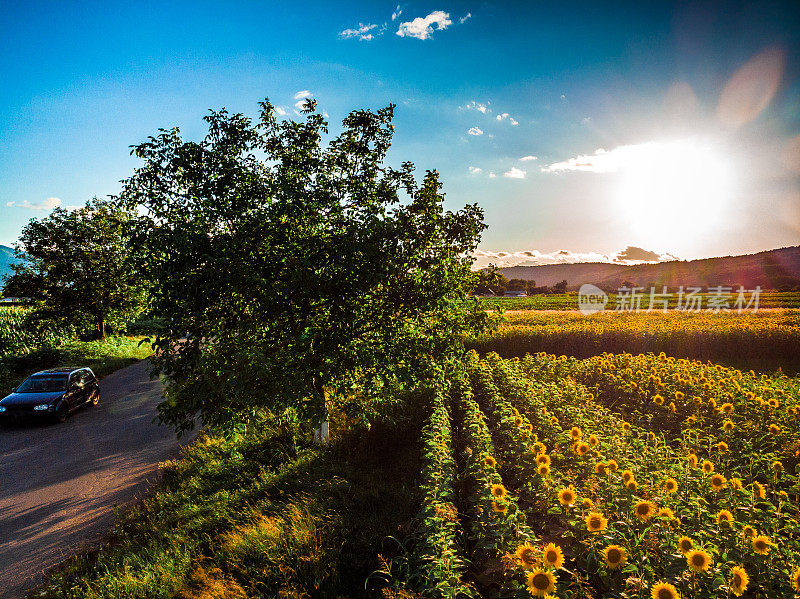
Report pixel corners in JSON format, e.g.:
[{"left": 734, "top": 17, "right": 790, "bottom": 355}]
[
  {"left": 0, "top": 336, "right": 152, "bottom": 390},
  {"left": 32, "top": 401, "right": 425, "bottom": 599}
]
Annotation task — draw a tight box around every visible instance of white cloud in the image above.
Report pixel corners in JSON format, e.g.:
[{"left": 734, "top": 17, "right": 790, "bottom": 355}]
[
  {"left": 560, "top": 94, "right": 566, "bottom": 100},
  {"left": 510, "top": 117, "right": 519, "bottom": 126},
  {"left": 339, "top": 23, "right": 379, "bottom": 41},
  {"left": 464, "top": 100, "right": 489, "bottom": 113},
  {"left": 459, "top": 12, "right": 472, "bottom": 24},
  {"left": 468, "top": 166, "right": 482, "bottom": 174},
  {"left": 467, "top": 126, "right": 483, "bottom": 136},
  {"left": 294, "top": 99, "right": 310, "bottom": 111},
  {"left": 391, "top": 5, "right": 402, "bottom": 20},
  {"left": 293, "top": 90, "right": 312, "bottom": 100},
  {"left": 274, "top": 106, "right": 287, "bottom": 116},
  {"left": 496, "top": 112, "right": 518, "bottom": 125},
  {"left": 519, "top": 155, "right": 538, "bottom": 161},
  {"left": 542, "top": 142, "right": 700, "bottom": 174},
  {"left": 581, "top": 116, "right": 591, "bottom": 125},
  {"left": 6, "top": 197, "right": 62, "bottom": 211},
  {"left": 471, "top": 247, "right": 677, "bottom": 269},
  {"left": 396, "top": 10, "right": 452, "bottom": 40},
  {"left": 496, "top": 113, "right": 508, "bottom": 121},
  {"left": 503, "top": 167, "right": 526, "bottom": 179},
  {"left": 489, "top": 172, "right": 497, "bottom": 178}
]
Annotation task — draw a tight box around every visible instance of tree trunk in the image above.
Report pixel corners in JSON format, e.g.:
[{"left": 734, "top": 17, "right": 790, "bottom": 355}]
[
  {"left": 310, "top": 377, "right": 330, "bottom": 444},
  {"left": 96, "top": 316, "right": 106, "bottom": 340}
]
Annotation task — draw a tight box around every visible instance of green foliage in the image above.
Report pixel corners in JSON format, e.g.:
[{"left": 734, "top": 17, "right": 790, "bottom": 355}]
[
  {"left": 0, "top": 305, "right": 73, "bottom": 358},
  {"left": 121, "top": 98, "right": 489, "bottom": 433},
  {"left": 3, "top": 198, "right": 145, "bottom": 339}
]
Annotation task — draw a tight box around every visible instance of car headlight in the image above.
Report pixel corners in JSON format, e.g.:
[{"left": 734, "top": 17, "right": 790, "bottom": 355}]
[
  {"left": 33, "top": 404, "right": 50, "bottom": 411},
  {"left": 0, "top": 406, "right": 5, "bottom": 412}
]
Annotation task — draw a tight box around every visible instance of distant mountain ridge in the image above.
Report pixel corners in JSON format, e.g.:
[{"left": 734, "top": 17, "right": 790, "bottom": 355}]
[{"left": 497, "top": 246, "right": 800, "bottom": 291}]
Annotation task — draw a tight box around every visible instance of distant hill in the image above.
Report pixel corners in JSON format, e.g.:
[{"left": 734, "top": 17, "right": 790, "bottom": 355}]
[
  {"left": 497, "top": 246, "right": 800, "bottom": 291},
  {"left": 0, "top": 245, "right": 17, "bottom": 287}
]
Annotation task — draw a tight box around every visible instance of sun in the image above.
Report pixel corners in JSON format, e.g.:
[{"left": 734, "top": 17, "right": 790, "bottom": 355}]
[{"left": 615, "top": 138, "right": 735, "bottom": 249}]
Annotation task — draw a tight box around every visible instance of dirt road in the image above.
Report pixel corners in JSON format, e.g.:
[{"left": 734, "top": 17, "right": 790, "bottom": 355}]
[{"left": 0, "top": 360, "right": 194, "bottom": 598}]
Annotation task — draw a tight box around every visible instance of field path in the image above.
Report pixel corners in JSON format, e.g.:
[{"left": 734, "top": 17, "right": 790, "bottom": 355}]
[{"left": 0, "top": 360, "right": 195, "bottom": 598}]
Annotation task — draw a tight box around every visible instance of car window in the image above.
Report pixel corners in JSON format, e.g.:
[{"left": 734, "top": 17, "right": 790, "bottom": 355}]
[
  {"left": 83, "top": 370, "right": 96, "bottom": 384},
  {"left": 16, "top": 375, "right": 68, "bottom": 393},
  {"left": 69, "top": 372, "right": 84, "bottom": 388}
]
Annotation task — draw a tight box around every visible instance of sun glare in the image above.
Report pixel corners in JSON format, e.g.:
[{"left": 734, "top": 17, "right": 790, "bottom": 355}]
[{"left": 615, "top": 139, "right": 734, "bottom": 248}]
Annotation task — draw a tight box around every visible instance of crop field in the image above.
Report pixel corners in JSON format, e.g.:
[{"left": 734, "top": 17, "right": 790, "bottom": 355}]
[
  {"left": 410, "top": 351, "right": 800, "bottom": 598},
  {"left": 468, "top": 310, "right": 800, "bottom": 374},
  {"left": 478, "top": 292, "right": 800, "bottom": 312}
]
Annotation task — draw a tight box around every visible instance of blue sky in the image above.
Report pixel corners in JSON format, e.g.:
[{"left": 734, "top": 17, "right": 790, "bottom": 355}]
[{"left": 2, "top": 1, "right": 799, "bottom": 265}]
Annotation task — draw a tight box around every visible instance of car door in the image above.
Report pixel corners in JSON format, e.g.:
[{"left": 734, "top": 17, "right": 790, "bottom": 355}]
[
  {"left": 84, "top": 369, "right": 99, "bottom": 403},
  {"left": 66, "top": 372, "right": 83, "bottom": 409}
]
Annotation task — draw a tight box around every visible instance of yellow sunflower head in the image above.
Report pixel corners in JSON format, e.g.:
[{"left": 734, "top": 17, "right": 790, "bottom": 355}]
[
  {"left": 490, "top": 483, "right": 507, "bottom": 499},
  {"left": 723, "top": 419, "right": 734, "bottom": 431},
  {"left": 491, "top": 500, "right": 507, "bottom": 514},
  {"left": 603, "top": 544, "right": 627, "bottom": 569},
  {"left": 576, "top": 442, "right": 590, "bottom": 455},
  {"left": 686, "top": 549, "right": 712, "bottom": 572},
  {"left": 688, "top": 453, "right": 698, "bottom": 467},
  {"left": 772, "top": 460, "right": 783, "bottom": 473},
  {"left": 653, "top": 394, "right": 664, "bottom": 406},
  {"left": 664, "top": 478, "right": 678, "bottom": 494},
  {"left": 585, "top": 511, "right": 608, "bottom": 533},
  {"left": 702, "top": 460, "right": 714, "bottom": 474},
  {"left": 536, "top": 453, "right": 551, "bottom": 466},
  {"left": 570, "top": 426, "right": 582, "bottom": 439},
  {"left": 650, "top": 581, "right": 680, "bottom": 599},
  {"left": 541, "top": 543, "right": 564, "bottom": 569},
  {"left": 710, "top": 474, "right": 727, "bottom": 491},
  {"left": 537, "top": 464, "right": 551, "bottom": 476},
  {"left": 581, "top": 497, "right": 594, "bottom": 509},
  {"left": 483, "top": 455, "right": 497, "bottom": 468},
  {"left": 769, "top": 423, "right": 781, "bottom": 434},
  {"left": 532, "top": 442, "right": 546, "bottom": 454},
  {"left": 525, "top": 423, "right": 534, "bottom": 433},
  {"left": 621, "top": 469, "right": 634, "bottom": 483},
  {"left": 752, "top": 535, "right": 771, "bottom": 555},
  {"left": 791, "top": 567, "right": 800, "bottom": 592},
  {"left": 743, "top": 525, "right": 755, "bottom": 537},
  {"left": 550, "top": 416, "right": 559, "bottom": 425},
  {"left": 658, "top": 507, "right": 675, "bottom": 520},
  {"left": 678, "top": 536, "right": 694, "bottom": 554},
  {"left": 693, "top": 396, "right": 703, "bottom": 405},
  {"left": 634, "top": 500, "right": 656, "bottom": 522},
  {"left": 626, "top": 479, "right": 638, "bottom": 491},
  {"left": 622, "top": 422, "right": 631, "bottom": 431},
  {"left": 716, "top": 509, "right": 733, "bottom": 525},
  {"left": 676, "top": 391, "right": 685, "bottom": 400},
  {"left": 557, "top": 486, "right": 577, "bottom": 506},
  {"left": 729, "top": 565, "right": 749, "bottom": 597},
  {"left": 589, "top": 434, "right": 599, "bottom": 447},
  {"left": 606, "top": 459, "right": 619, "bottom": 472},
  {"left": 717, "top": 441, "right": 729, "bottom": 453},
  {"left": 526, "top": 569, "right": 556, "bottom": 597},
  {"left": 514, "top": 542, "right": 538, "bottom": 569},
  {"left": 514, "top": 416, "right": 524, "bottom": 427},
  {"left": 594, "top": 462, "right": 607, "bottom": 475},
  {"left": 753, "top": 482, "right": 766, "bottom": 499},
  {"left": 721, "top": 402, "right": 734, "bottom": 414}
]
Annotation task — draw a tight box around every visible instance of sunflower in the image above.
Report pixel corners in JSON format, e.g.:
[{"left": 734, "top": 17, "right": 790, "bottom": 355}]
[
  {"left": 525, "top": 423, "right": 534, "bottom": 433},
  {"left": 716, "top": 509, "right": 733, "bottom": 526},
  {"left": 541, "top": 543, "right": 564, "bottom": 569},
  {"left": 753, "top": 481, "right": 766, "bottom": 500},
  {"left": 768, "top": 398, "right": 779, "bottom": 408},
  {"left": 530, "top": 433, "right": 538, "bottom": 442},
  {"left": 729, "top": 566, "right": 749, "bottom": 597},
  {"left": 647, "top": 432, "right": 657, "bottom": 443},
  {"left": 532, "top": 442, "right": 546, "bottom": 454},
  {"left": 515, "top": 416, "right": 524, "bottom": 427},
  {"left": 537, "top": 464, "right": 551, "bottom": 476},
  {"left": 710, "top": 474, "right": 727, "bottom": 491},
  {"left": 769, "top": 423, "right": 781, "bottom": 434},
  {"left": 622, "top": 422, "right": 631, "bottom": 431},
  {"left": 576, "top": 442, "right": 590, "bottom": 456},
  {"left": 702, "top": 460, "right": 714, "bottom": 474},
  {"left": 688, "top": 453, "right": 698, "bottom": 467},
  {"left": 594, "top": 462, "right": 607, "bottom": 475},
  {"left": 772, "top": 460, "right": 783, "bottom": 473},
  {"left": 686, "top": 549, "right": 712, "bottom": 573},
  {"left": 717, "top": 441, "right": 729, "bottom": 453},
  {"left": 686, "top": 415, "right": 697, "bottom": 425},
  {"left": 536, "top": 453, "right": 551, "bottom": 467},
  {"left": 550, "top": 416, "right": 559, "bottom": 426},
  {"left": 650, "top": 581, "right": 680, "bottom": 599},
  {"left": 603, "top": 544, "right": 627, "bottom": 569},
  {"left": 723, "top": 419, "right": 734, "bottom": 431},
  {"left": 721, "top": 402, "right": 734, "bottom": 414},
  {"left": 621, "top": 469, "right": 634, "bottom": 484},
  {"left": 515, "top": 542, "right": 538, "bottom": 569},
  {"left": 570, "top": 426, "right": 582, "bottom": 440},
  {"left": 606, "top": 459, "right": 619, "bottom": 472},
  {"left": 557, "top": 486, "right": 577, "bottom": 506},
  {"left": 658, "top": 507, "right": 676, "bottom": 521},
  {"left": 581, "top": 497, "right": 594, "bottom": 509},
  {"left": 743, "top": 525, "right": 755, "bottom": 537},
  {"left": 653, "top": 394, "right": 665, "bottom": 406},
  {"left": 483, "top": 455, "right": 497, "bottom": 468},
  {"left": 491, "top": 500, "right": 507, "bottom": 514},
  {"left": 526, "top": 569, "right": 556, "bottom": 597},
  {"left": 589, "top": 434, "right": 599, "bottom": 446},
  {"left": 752, "top": 535, "right": 771, "bottom": 555},
  {"left": 664, "top": 478, "right": 678, "bottom": 494},
  {"left": 677, "top": 536, "right": 694, "bottom": 554},
  {"left": 634, "top": 500, "right": 657, "bottom": 522},
  {"left": 490, "top": 483, "right": 507, "bottom": 499},
  {"left": 791, "top": 567, "right": 800, "bottom": 592},
  {"left": 626, "top": 479, "right": 638, "bottom": 491},
  {"left": 668, "top": 402, "right": 677, "bottom": 412},
  {"left": 676, "top": 391, "right": 685, "bottom": 401},
  {"left": 585, "top": 511, "right": 608, "bottom": 533},
  {"left": 693, "top": 395, "right": 703, "bottom": 405}
]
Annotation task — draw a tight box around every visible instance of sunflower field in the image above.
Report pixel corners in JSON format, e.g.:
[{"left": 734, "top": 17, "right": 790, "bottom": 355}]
[{"left": 406, "top": 350, "right": 800, "bottom": 598}]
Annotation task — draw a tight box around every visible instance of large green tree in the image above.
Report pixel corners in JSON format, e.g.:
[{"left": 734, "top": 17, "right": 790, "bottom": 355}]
[
  {"left": 122, "top": 99, "right": 489, "bottom": 433},
  {"left": 4, "top": 198, "right": 144, "bottom": 338}
]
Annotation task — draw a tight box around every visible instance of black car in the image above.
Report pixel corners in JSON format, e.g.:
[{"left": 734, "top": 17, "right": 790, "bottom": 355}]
[{"left": 0, "top": 367, "right": 100, "bottom": 425}]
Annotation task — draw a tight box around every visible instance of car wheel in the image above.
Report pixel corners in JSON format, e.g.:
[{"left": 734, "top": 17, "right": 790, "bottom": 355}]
[
  {"left": 90, "top": 390, "right": 100, "bottom": 406},
  {"left": 54, "top": 402, "right": 69, "bottom": 423}
]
